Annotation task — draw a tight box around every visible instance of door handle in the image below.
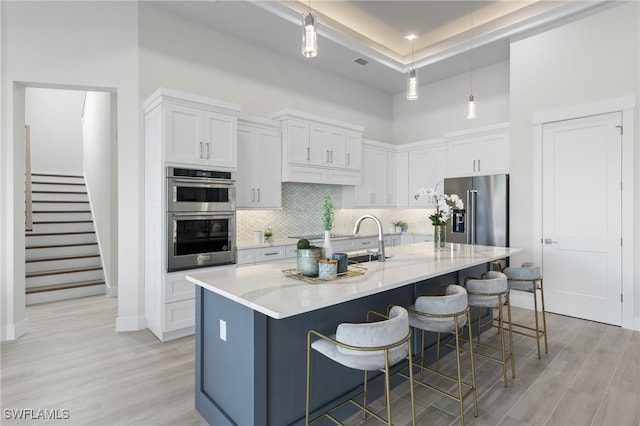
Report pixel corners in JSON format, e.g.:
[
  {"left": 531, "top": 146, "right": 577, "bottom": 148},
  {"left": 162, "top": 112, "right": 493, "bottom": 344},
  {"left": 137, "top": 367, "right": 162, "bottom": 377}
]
[{"left": 544, "top": 238, "right": 559, "bottom": 244}]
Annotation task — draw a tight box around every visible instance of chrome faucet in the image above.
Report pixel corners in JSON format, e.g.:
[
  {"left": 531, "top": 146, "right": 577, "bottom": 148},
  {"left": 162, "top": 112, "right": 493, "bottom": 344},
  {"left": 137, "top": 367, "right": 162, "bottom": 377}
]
[{"left": 353, "top": 214, "right": 386, "bottom": 262}]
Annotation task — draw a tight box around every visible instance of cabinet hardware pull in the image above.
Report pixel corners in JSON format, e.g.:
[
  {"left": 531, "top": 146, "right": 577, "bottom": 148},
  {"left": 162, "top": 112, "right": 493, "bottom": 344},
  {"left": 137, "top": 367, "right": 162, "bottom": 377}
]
[
  {"left": 306, "top": 147, "right": 310, "bottom": 160},
  {"left": 347, "top": 153, "right": 350, "bottom": 165},
  {"left": 199, "top": 141, "right": 204, "bottom": 159},
  {"left": 264, "top": 252, "right": 279, "bottom": 256},
  {"left": 206, "top": 143, "right": 211, "bottom": 159},
  {"left": 473, "top": 159, "right": 476, "bottom": 172},
  {"left": 330, "top": 150, "right": 333, "bottom": 163},
  {"left": 252, "top": 188, "right": 255, "bottom": 202},
  {"left": 326, "top": 150, "right": 330, "bottom": 162},
  {"left": 256, "top": 188, "right": 260, "bottom": 202},
  {"left": 477, "top": 159, "right": 480, "bottom": 171}
]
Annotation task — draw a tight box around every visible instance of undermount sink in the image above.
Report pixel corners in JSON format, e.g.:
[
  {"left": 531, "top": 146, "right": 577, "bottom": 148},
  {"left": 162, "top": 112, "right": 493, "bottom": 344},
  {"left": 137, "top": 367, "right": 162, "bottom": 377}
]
[{"left": 348, "top": 252, "right": 391, "bottom": 264}]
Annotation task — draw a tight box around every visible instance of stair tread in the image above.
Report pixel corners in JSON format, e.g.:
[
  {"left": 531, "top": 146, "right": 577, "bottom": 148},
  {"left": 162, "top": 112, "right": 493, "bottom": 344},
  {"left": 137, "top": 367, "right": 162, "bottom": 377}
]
[
  {"left": 26, "top": 253, "right": 100, "bottom": 263},
  {"left": 26, "top": 242, "right": 98, "bottom": 250},
  {"left": 31, "top": 173, "right": 84, "bottom": 179},
  {"left": 33, "top": 190, "right": 88, "bottom": 194},
  {"left": 32, "top": 181, "right": 85, "bottom": 186},
  {"left": 26, "top": 265, "right": 103, "bottom": 278},
  {"left": 33, "top": 220, "right": 93, "bottom": 224},
  {"left": 26, "top": 279, "right": 105, "bottom": 294},
  {"left": 33, "top": 210, "right": 92, "bottom": 213},
  {"left": 33, "top": 200, "right": 90, "bottom": 204},
  {"left": 26, "top": 230, "right": 95, "bottom": 236}
]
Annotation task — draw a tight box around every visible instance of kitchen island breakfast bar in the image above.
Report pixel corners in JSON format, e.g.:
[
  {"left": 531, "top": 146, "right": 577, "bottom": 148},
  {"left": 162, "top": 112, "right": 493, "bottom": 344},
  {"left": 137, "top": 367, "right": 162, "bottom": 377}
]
[{"left": 187, "top": 243, "right": 521, "bottom": 426}]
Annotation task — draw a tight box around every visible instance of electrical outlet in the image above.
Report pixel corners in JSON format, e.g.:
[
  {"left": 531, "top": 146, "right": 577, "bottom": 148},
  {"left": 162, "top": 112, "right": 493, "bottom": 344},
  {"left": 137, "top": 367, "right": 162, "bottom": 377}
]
[{"left": 219, "top": 319, "right": 227, "bottom": 341}]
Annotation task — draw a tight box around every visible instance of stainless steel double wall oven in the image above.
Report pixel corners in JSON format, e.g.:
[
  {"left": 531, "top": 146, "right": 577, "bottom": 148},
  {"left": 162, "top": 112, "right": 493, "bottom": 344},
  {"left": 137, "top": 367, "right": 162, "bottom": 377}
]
[{"left": 166, "top": 167, "right": 236, "bottom": 271}]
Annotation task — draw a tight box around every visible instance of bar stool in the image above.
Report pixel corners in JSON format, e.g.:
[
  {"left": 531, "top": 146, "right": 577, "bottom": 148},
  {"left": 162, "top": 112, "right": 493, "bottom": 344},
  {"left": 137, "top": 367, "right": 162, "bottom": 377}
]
[
  {"left": 306, "top": 306, "right": 416, "bottom": 426},
  {"left": 503, "top": 262, "right": 548, "bottom": 359},
  {"left": 464, "top": 271, "right": 515, "bottom": 387},
  {"left": 404, "top": 284, "right": 477, "bottom": 425}
]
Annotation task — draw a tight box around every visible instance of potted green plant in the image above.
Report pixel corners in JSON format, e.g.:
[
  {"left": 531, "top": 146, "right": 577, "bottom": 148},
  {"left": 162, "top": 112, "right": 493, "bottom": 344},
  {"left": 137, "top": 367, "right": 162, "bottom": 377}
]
[
  {"left": 321, "top": 192, "right": 335, "bottom": 259},
  {"left": 392, "top": 220, "right": 405, "bottom": 233}
]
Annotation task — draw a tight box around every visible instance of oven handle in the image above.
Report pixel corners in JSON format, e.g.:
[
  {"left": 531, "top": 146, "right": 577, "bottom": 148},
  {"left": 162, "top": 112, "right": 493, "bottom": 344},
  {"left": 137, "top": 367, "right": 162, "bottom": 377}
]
[
  {"left": 169, "top": 212, "right": 235, "bottom": 218},
  {"left": 169, "top": 178, "right": 235, "bottom": 185}
]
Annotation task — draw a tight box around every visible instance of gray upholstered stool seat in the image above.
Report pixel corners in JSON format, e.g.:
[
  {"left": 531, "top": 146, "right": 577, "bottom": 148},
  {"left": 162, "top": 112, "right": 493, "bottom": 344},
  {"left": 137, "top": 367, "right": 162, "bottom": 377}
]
[
  {"left": 503, "top": 262, "right": 548, "bottom": 358},
  {"left": 404, "top": 284, "right": 477, "bottom": 425},
  {"left": 306, "top": 306, "right": 416, "bottom": 426},
  {"left": 464, "top": 271, "right": 516, "bottom": 387}
]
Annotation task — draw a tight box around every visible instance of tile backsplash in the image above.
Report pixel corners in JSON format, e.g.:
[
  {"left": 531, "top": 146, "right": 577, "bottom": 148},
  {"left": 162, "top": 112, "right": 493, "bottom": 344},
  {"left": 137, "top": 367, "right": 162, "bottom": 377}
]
[{"left": 237, "top": 183, "right": 436, "bottom": 244}]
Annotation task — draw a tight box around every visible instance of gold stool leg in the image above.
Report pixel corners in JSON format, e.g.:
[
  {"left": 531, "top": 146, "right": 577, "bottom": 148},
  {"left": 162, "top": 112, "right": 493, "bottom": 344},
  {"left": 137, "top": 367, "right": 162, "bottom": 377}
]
[
  {"left": 436, "top": 331, "right": 442, "bottom": 370},
  {"left": 306, "top": 334, "right": 312, "bottom": 426},
  {"left": 533, "top": 284, "right": 542, "bottom": 359},
  {"left": 540, "top": 278, "right": 549, "bottom": 354},
  {"left": 407, "top": 339, "right": 417, "bottom": 426},
  {"left": 497, "top": 297, "right": 508, "bottom": 387},
  {"left": 384, "top": 354, "right": 392, "bottom": 426},
  {"left": 420, "top": 329, "right": 426, "bottom": 381},
  {"left": 466, "top": 310, "right": 478, "bottom": 418},
  {"left": 453, "top": 316, "right": 465, "bottom": 425},
  {"left": 363, "top": 370, "right": 369, "bottom": 419},
  {"left": 506, "top": 292, "right": 516, "bottom": 379}
]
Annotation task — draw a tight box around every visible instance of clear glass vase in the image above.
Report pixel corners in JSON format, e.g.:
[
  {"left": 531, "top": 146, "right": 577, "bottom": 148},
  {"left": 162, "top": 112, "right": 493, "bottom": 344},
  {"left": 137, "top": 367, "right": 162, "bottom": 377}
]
[
  {"left": 433, "top": 225, "right": 446, "bottom": 249},
  {"left": 322, "top": 230, "right": 334, "bottom": 259}
]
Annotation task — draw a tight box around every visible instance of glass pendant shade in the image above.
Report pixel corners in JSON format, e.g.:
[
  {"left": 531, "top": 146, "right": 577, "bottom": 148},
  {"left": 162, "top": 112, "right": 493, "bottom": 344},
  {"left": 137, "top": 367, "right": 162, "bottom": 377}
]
[
  {"left": 407, "top": 68, "right": 418, "bottom": 101},
  {"left": 467, "top": 94, "right": 476, "bottom": 119},
  {"left": 302, "top": 13, "right": 317, "bottom": 58}
]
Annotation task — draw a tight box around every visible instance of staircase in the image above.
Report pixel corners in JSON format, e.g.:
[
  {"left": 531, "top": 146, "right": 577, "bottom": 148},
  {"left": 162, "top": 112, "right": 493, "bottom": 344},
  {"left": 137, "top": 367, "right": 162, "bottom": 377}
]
[{"left": 25, "top": 173, "right": 106, "bottom": 305}]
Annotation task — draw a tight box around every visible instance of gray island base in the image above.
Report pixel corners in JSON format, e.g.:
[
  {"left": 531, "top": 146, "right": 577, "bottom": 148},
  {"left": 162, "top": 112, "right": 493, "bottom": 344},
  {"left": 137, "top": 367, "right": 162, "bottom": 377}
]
[{"left": 187, "top": 243, "right": 521, "bottom": 425}]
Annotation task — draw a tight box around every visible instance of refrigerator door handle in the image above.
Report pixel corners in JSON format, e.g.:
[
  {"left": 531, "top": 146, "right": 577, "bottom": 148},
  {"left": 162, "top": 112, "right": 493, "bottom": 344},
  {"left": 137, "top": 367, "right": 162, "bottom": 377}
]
[{"left": 467, "top": 190, "right": 477, "bottom": 245}]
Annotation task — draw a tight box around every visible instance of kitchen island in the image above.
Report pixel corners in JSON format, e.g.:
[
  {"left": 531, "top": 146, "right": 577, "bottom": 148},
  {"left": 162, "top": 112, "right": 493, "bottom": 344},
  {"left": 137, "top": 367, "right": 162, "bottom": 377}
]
[{"left": 187, "top": 243, "right": 521, "bottom": 426}]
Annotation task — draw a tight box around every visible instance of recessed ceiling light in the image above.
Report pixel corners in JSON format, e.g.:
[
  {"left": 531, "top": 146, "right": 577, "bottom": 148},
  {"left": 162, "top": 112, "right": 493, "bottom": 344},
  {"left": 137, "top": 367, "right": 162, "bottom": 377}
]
[{"left": 405, "top": 34, "right": 418, "bottom": 41}]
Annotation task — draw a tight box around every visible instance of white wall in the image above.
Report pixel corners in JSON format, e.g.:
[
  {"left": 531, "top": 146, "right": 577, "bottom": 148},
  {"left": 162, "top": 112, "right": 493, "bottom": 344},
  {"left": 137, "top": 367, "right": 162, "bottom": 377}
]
[
  {"left": 1, "top": 1, "right": 140, "bottom": 339},
  {"left": 82, "top": 91, "right": 118, "bottom": 296},
  {"left": 25, "top": 88, "right": 84, "bottom": 174},
  {"left": 392, "top": 60, "right": 510, "bottom": 144},
  {"left": 509, "top": 2, "right": 639, "bottom": 323},
  {"left": 139, "top": 3, "right": 394, "bottom": 142}
]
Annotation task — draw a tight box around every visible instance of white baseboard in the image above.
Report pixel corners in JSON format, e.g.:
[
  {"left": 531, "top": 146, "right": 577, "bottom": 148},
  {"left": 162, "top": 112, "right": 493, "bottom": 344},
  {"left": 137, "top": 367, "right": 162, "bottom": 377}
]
[
  {"left": 106, "top": 284, "right": 118, "bottom": 298},
  {"left": 1, "top": 318, "right": 29, "bottom": 341},
  {"left": 116, "top": 315, "right": 147, "bottom": 332}
]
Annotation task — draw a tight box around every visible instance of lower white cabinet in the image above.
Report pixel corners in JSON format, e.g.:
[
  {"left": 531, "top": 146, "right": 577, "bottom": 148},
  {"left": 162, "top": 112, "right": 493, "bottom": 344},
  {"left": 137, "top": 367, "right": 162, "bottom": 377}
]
[{"left": 237, "top": 245, "right": 287, "bottom": 266}]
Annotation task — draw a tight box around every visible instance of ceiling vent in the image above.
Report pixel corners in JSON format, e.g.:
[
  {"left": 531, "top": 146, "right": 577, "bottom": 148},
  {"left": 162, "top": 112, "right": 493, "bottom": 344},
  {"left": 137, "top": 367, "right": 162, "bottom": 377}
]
[{"left": 353, "top": 57, "right": 370, "bottom": 66}]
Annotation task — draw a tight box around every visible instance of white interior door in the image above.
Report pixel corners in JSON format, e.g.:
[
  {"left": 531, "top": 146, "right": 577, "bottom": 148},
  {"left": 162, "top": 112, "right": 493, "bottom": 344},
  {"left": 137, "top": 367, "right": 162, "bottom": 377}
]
[{"left": 542, "top": 112, "right": 622, "bottom": 325}]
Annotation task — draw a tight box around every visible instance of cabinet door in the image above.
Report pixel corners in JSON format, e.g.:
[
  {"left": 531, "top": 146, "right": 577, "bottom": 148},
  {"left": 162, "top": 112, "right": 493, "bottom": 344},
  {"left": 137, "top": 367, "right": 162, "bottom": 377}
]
[
  {"left": 309, "top": 123, "right": 329, "bottom": 166},
  {"left": 326, "top": 127, "right": 346, "bottom": 168},
  {"left": 476, "top": 132, "right": 509, "bottom": 175},
  {"left": 236, "top": 125, "right": 258, "bottom": 207},
  {"left": 354, "top": 146, "right": 387, "bottom": 206},
  {"left": 386, "top": 151, "right": 397, "bottom": 207},
  {"left": 165, "top": 103, "right": 203, "bottom": 165},
  {"left": 202, "top": 112, "right": 237, "bottom": 168},
  {"left": 286, "top": 119, "right": 310, "bottom": 165},
  {"left": 345, "top": 131, "right": 362, "bottom": 170},
  {"left": 408, "top": 145, "right": 448, "bottom": 206},
  {"left": 255, "top": 127, "right": 281, "bottom": 208},
  {"left": 448, "top": 137, "right": 478, "bottom": 177}
]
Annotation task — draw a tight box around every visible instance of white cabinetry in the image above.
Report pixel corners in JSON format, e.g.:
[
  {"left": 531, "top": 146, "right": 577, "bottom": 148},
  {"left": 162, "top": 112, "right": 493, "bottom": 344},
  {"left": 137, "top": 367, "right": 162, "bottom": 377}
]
[
  {"left": 396, "top": 139, "right": 449, "bottom": 207},
  {"left": 142, "top": 88, "right": 240, "bottom": 342},
  {"left": 163, "top": 99, "right": 238, "bottom": 169},
  {"left": 237, "top": 117, "right": 282, "bottom": 209},
  {"left": 343, "top": 140, "right": 396, "bottom": 207},
  {"left": 270, "top": 109, "right": 363, "bottom": 185},
  {"left": 446, "top": 122, "right": 509, "bottom": 177},
  {"left": 237, "top": 245, "right": 287, "bottom": 266}
]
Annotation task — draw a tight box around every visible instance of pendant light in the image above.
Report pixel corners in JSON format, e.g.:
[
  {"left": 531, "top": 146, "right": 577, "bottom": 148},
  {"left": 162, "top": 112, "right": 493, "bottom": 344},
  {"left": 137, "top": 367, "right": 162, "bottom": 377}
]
[
  {"left": 467, "top": 2, "right": 477, "bottom": 119},
  {"left": 302, "top": 1, "right": 317, "bottom": 58},
  {"left": 406, "top": 3, "right": 418, "bottom": 101}
]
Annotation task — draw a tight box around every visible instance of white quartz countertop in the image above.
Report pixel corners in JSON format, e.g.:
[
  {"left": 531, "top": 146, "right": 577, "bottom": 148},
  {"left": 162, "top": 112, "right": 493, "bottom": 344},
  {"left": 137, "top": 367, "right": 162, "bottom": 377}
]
[{"left": 187, "top": 243, "right": 522, "bottom": 319}]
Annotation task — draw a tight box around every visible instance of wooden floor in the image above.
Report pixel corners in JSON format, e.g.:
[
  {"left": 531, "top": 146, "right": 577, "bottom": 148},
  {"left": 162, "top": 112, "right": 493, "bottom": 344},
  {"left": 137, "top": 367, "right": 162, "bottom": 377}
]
[{"left": 1, "top": 295, "right": 639, "bottom": 426}]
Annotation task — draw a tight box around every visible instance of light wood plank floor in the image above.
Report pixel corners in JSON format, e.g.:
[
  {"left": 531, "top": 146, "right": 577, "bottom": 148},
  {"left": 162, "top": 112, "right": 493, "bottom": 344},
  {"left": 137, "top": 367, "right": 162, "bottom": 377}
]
[{"left": 1, "top": 295, "right": 639, "bottom": 425}]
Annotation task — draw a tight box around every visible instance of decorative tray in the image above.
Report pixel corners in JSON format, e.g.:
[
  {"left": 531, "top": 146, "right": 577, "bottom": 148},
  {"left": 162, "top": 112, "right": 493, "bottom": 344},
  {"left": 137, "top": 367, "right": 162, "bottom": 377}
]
[{"left": 282, "top": 264, "right": 367, "bottom": 285}]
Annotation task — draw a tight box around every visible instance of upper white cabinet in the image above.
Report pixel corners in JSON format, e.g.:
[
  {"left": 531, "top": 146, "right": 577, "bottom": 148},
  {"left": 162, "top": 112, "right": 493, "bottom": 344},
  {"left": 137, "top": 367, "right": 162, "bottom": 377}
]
[
  {"left": 237, "top": 116, "right": 282, "bottom": 209},
  {"left": 446, "top": 122, "right": 509, "bottom": 177},
  {"left": 269, "top": 109, "right": 363, "bottom": 185},
  {"left": 343, "top": 140, "right": 396, "bottom": 207},
  {"left": 397, "top": 139, "right": 449, "bottom": 207},
  {"left": 144, "top": 88, "right": 240, "bottom": 170}
]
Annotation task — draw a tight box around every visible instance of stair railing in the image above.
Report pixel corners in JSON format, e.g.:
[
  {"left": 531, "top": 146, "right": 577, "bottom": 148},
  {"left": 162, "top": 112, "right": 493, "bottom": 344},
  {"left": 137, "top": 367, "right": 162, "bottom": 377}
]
[{"left": 25, "top": 124, "right": 33, "bottom": 232}]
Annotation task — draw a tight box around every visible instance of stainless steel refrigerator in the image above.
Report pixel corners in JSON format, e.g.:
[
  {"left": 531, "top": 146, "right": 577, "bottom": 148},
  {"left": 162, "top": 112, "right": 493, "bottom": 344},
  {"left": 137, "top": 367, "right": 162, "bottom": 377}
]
[{"left": 443, "top": 174, "right": 509, "bottom": 247}]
